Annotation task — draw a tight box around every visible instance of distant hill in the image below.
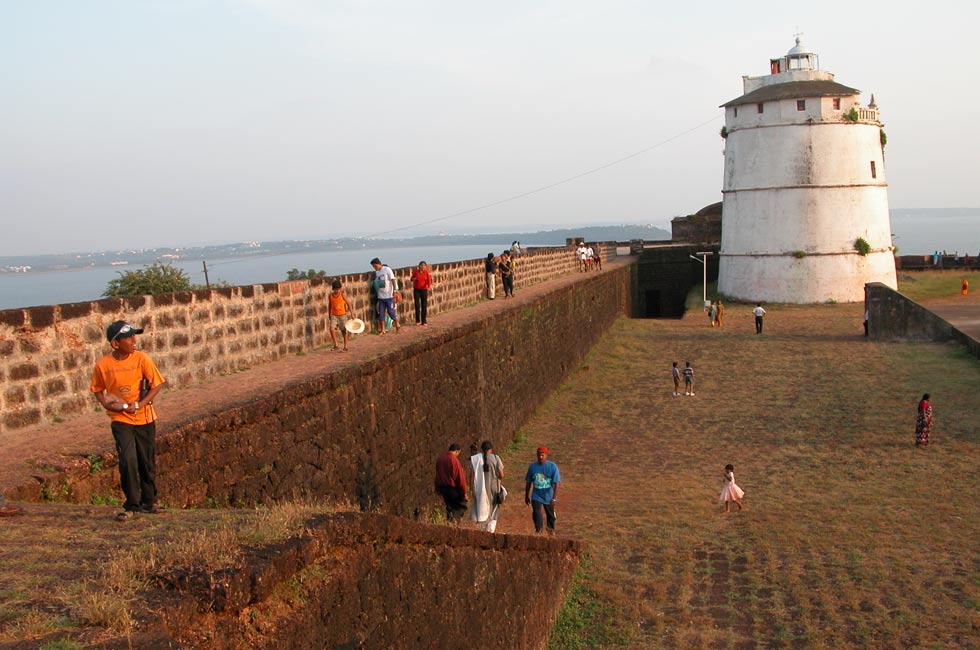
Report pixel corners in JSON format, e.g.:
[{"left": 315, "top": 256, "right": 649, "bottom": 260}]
[{"left": 0, "top": 224, "right": 670, "bottom": 273}]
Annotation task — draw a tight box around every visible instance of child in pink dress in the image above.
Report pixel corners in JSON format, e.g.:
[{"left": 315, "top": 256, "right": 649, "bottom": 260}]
[{"left": 720, "top": 463, "right": 745, "bottom": 513}]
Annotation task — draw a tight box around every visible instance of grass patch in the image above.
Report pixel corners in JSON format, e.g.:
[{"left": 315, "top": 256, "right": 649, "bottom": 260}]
[
  {"left": 897, "top": 270, "right": 980, "bottom": 301},
  {"left": 502, "top": 300, "right": 980, "bottom": 649},
  {"left": 548, "top": 556, "right": 631, "bottom": 649}
]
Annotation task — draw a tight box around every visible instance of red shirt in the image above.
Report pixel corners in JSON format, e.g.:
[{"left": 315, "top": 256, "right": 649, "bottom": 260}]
[
  {"left": 412, "top": 269, "right": 433, "bottom": 290},
  {"left": 434, "top": 451, "right": 466, "bottom": 496}
]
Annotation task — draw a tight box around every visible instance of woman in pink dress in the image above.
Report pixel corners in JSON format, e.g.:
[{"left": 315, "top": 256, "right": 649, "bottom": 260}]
[
  {"left": 719, "top": 463, "right": 745, "bottom": 513},
  {"left": 915, "top": 393, "right": 933, "bottom": 447}
]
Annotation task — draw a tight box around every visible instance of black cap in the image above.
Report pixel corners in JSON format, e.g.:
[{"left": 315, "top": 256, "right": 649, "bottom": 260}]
[
  {"left": 370, "top": 257, "right": 382, "bottom": 266},
  {"left": 106, "top": 320, "right": 144, "bottom": 342}
]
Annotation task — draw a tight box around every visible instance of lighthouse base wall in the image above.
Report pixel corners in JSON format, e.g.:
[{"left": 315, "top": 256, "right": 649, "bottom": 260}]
[{"left": 718, "top": 251, "right": 897, "bottom": 303}]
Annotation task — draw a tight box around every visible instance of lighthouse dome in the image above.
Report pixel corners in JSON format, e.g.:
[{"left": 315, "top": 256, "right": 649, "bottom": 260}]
[{"left": 787, "top": 35, "right": 811, "bottom": 57}]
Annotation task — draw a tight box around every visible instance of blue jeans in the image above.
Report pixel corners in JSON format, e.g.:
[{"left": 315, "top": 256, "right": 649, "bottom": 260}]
[{"left": 377, "top": 297, "right": 397, "bottom": 322}]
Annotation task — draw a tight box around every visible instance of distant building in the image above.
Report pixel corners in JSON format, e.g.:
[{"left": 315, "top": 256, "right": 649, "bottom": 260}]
[
  {"left": 671, "top": 202, "right": 722, "bottom": 245},
  {"left": 717, "top": 36, "right": 897, "bottom": 303}
]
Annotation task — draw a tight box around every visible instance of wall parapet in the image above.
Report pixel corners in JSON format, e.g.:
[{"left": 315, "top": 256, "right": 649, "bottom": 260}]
[
  {"left": 0, "top": 246, "right": 614, "bottom": 435},
  {"left": 865, "top": 282, "right": 980, "bottom": 359}
]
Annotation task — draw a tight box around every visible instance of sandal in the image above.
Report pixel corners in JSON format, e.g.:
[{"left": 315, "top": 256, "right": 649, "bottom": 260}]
[
  {"left": 116, "top": 510, "right": 136, "bottom": 521},
  {"left": 140, "top": 503, "right": 162, "bottom": 514},
  {"left": 0, "top": 505, "right": 23, "bottom": 517}
]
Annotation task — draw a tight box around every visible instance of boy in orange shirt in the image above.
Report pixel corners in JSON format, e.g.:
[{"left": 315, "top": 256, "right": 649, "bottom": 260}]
[
  {"left": 91, "top": 321, "right": 166, "bottom": 520},
  {"left": 328, "top": 280, "right": 354, "bottom": 351}
]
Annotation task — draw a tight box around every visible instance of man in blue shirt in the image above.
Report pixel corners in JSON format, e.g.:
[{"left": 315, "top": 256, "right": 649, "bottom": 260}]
[{"left": 524, "top": 446, "right": 560, "bottom": 535}]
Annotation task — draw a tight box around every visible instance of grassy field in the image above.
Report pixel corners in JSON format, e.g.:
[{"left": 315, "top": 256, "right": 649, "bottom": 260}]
[
  {"left": 499, "top": 300, "right": 980, "bottom": 649},
  {"left": 897, "top": 270, "right": 980, "bottom": 302}
]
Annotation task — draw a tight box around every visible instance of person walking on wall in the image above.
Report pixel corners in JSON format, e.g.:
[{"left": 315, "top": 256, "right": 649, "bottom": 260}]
[
  {"left": 435, "top": 443, "right": 468, "bottom": 524},
  {"left": 91, "top": 321, "right": 166, "bottom": 521},
  {"left": 470, "top": 440, "right": 505, "bottom": 533},
  {"left": 576, "top": 242, "right": 588, "bottom": 272},
  {"left": 525, "top": 446, "right": 560, "bottom": 535},
  {"left": 915, "top": 393, "right": 933, "bottom": 447},
  {"left": 753, "top": 303, "right": 766, "bottom": 334},
  {"left": 411, "top": 261, "right": 433, "bottom": 325},
  {"left": 499, "top": 250, "right": 515, "bottom": 298},
  {"left": 371, "top": 257, "right": 401, "bottom": 334},
  {"left": 485, "top": 253, "right": 498, "bottom": 300},
  {"left": 328, "top": 280, "right": 353, "bottom": 351}
]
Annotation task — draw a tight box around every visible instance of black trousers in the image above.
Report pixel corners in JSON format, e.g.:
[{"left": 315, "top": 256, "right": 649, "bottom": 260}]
[
  {"left": 111, "top": 420, "right": 157, "bottom": 511},
  {"left": 755, "top": 316, "right": 764, "bottom": 333},
  {"left": 531, "top": 500, "right": 556, "bottom": 532},
  {"left": 502, "top": 275, "right": 514, "bottom": 296},
  {"left": 414, "top": 289, "right": 429, "bottom": 324},
  {"left": 436, "top": 486, "right": 467, "bottom": 522}
]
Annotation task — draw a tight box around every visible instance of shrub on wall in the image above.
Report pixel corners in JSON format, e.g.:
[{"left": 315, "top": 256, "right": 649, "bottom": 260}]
[{"left": 854, "top": 238, "right": 872, "bottom": 256}]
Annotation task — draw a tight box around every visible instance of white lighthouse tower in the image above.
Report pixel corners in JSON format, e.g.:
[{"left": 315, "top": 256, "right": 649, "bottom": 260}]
[{"left": 717, "top": 36, "right": 897, "bottom": 303}]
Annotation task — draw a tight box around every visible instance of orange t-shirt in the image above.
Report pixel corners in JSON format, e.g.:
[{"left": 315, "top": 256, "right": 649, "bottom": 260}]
[
  {"left": 91, "top": 350, "right": 166, "bottom": 425},
  {"left": 328, "top": 291, "right": 348, "bottom": 316}
]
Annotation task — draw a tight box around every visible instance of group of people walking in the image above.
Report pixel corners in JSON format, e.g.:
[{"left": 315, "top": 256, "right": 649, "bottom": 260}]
[
  {"left": 574, "top": 242, "right": 601, "bottom": 272},
  {"left": 434, "top": 443, "right": 561, "bottom": 535}
]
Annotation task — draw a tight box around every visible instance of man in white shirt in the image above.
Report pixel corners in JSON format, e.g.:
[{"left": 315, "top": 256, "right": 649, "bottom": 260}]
[
  {"left": 576, "top": 243, "right": 588, "bottom": 272},
  {"left": 371, "top": 257, "right": 401, "bottom": 334},
  {"left": 753, "top": 303, "right": 766, "bottom": 334}
]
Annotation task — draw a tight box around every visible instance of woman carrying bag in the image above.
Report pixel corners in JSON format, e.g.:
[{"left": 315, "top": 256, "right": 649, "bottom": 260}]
[{"left": 470, "top": 440, "right": 505, "bottom": 533}]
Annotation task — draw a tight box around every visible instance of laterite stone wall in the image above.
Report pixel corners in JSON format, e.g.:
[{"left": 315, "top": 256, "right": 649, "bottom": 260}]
[
  {"left": 0, "top": 246, "right": 615, "bottom": 436},
  {"left": 9, "top": 264, "right": 632, "bottom": 516}
]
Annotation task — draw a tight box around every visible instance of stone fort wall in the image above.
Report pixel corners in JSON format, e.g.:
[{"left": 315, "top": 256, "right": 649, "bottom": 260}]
[
  {"left": 0, "top": 245, "right": 612, "bottom": 436},
  {"left": 9, "top": 263, "right": 632, "bottom": 516}
]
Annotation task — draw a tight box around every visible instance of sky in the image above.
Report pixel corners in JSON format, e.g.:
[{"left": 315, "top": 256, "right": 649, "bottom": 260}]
[{"left": 2, "top": 0, "right": 977, "bottom": 256}]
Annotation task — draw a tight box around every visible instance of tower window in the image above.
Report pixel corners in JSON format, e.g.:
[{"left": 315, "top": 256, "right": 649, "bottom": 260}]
[
  {"left": 797, "top": 99, "right": 806, "bottom": 111},
  {"left": 757, "top": 103, "right": 764, "bottom": 114},
  {"left": 833, "top": 98, "right": 841, "bottom": 110},
  {"left": 734, "top": 106, "right": 738, "bottom": 117},
  {"left": 870, "top": 161, "right": 877, "bottom": 179}
]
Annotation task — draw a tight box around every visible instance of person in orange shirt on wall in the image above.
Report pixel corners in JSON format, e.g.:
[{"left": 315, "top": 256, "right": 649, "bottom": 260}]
[
  {"left": 328, "top": 280, "right": 354, "bottom": 351},
  {"left": 91, "top": 321, "right": 166, "bottom": 521}
]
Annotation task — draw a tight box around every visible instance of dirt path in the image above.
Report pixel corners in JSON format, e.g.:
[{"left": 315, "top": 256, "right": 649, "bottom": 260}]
[
  {"left": 0, "top": 260, "right": 629, "bottom": 495},
  {"left": 921, "top": 290, "right": 980, "bottom": 339}
]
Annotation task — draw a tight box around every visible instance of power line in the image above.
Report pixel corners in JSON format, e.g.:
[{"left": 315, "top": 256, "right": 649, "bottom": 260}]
[
  {"left": 204, "top": 113, "right": 721, "bottom": 270},
  {"left": 364, "top": 113, "right": 721, "bottom": 239}
]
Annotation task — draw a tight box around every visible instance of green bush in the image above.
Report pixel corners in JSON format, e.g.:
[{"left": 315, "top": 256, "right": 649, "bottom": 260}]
[
  {"left": 854, "top": 237, "right": 872, "bottom": 256},
  {"left": 103, "top": 261, "right": 191, "bottom": 297},
  {"left": 843, "top": 107, "right": 859, "bottom": 122},
  {"left": 286, "top": 268, "right": 327, "bottom": 280}
]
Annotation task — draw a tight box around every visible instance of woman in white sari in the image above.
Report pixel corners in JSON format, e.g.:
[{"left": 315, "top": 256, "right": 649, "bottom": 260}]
[{"left": 470, "top": 440, "right": 505, "bottom": 533}]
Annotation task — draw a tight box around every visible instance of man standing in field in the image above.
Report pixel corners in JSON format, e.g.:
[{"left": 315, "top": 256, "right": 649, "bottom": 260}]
[
  {"left": 91, "top": 321, "right": 166, "bottom": 521},
  {"left": 753, "top": 303, "right": 766, "bottom": 334},
  {"left": 525, "top": 446, "right": 561, "bottom": 535}
]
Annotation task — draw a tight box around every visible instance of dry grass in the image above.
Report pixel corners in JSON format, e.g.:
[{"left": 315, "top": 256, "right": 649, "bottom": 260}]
[
  {"left": 0, "top": 500, "right": 347, "bottom": 646},
  {"left": 502, "top": 301, "right": 980, "bottom": 649}
]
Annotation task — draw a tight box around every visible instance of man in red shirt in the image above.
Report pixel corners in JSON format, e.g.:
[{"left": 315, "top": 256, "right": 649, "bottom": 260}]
[{"left": 434, "top": 443, "right": 468, "bottom": 523}]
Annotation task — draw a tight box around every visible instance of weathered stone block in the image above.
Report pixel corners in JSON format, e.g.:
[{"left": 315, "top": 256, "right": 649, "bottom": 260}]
[
  {"left": 9, "top": 363, "right": 40, "bottom": 381},
  {"left": 4, "top": 407, "right": 40, "bottom": 429},
  {"left": 44, "top": 377, "right": 67, "bottom": 397}
]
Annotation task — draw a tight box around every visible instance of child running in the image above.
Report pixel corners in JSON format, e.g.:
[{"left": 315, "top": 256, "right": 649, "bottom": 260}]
[
  {"left": 683, "top": 361, "right": 695, "bottom": 396},
  {"left": 328, "top": 280, "right": 353, "bottom": 351},
  {"left": 672, "top": 361, "right": 681, "bottom": 396},
  {"left": 720, "top": 463, "right": 745, "bottom": 513}
]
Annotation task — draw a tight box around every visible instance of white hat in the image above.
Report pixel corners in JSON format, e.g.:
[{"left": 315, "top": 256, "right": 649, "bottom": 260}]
[{"left": 345, "top": 318, "right": 365, "bottom": 334}]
